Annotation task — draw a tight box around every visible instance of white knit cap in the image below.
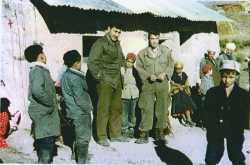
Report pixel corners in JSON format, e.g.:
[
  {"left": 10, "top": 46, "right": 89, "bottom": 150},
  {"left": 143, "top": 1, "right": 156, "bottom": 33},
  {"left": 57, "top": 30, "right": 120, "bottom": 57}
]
[
  {"left": 225, "top": 42, "right": 236, "bottom": 51},
  {"left": 220, "top": 60, "right": 240, "bottom": 74}
]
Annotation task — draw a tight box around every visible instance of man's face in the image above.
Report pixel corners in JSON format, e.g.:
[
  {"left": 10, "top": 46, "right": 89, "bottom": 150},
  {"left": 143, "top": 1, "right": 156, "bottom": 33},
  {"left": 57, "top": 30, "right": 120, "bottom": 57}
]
[
  {"left": 109, "top": 27, "right": 121, "bottom": 42},
  {"left": 226, "top": 49, "right": 234, "bottom": 55},
  {"left": 149, "top": 34, "right": 160, "bottom": 49},
  {"left": 208, "top": 51, "right": 215, "bottom": 59},
  {"left": 175, "top": 66, "right": 183, "bottom": 74},
  {"left": 221, "top": 71, "right": 236, "bottom": 87}
]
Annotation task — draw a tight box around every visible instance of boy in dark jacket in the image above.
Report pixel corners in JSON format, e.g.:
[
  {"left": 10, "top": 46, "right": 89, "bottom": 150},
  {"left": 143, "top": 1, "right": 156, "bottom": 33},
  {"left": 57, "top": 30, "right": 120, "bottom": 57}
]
[
  {"left": 61, "top": 50, "right": 93, "bottom": 164},
  {"left": 204, "top": 60, "right": 249, "bottom": 165},
  {"left": 24, "top": 44, "right": 61, "bottom": 163}
]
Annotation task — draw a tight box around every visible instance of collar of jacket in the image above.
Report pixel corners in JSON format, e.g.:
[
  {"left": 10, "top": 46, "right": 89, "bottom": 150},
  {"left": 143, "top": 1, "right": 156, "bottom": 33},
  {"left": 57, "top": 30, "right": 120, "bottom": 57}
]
[
  {"left": 219, "top": 82, "right": 238, "bottom": 98},
  {"left": 146, "top": 46, "right": 162, "bottom": 59},
  {"left": 68, "top": 68, "right": 85, "bottom": 78},
  {"left": 105, "top": 33, "right": 120, "bottom": 46},
  {"left": 30, "top": 62, "right": 49, "bottom": 71}
]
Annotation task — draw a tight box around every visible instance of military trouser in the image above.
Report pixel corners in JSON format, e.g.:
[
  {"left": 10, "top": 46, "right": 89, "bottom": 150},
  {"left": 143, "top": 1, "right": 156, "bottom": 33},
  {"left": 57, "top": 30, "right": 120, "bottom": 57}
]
[
  {"left": 138, "top": 80, "right": 170, "bottom": 132},
  {"left": 72, "top": 114, "right": 92, "bottom": 164},
  {"left": 96, "top": 81, "right": 122, "bottom": 140},
  {"left": 35, "top": 136, "right": 55, "bottom": 164}
]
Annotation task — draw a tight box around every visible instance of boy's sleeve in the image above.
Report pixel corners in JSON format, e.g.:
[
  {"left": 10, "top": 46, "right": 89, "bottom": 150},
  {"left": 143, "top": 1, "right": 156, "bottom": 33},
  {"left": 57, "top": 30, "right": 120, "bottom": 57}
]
[{"left": 30, "top": 68, "right": 53, "bottom": 107}]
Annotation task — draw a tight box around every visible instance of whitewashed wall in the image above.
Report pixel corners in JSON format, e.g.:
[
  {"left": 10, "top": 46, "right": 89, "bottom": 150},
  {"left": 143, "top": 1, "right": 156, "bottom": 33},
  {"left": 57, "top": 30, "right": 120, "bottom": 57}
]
[
  {"left": 179, "top": 32, "right": 220, "bottom": 86},
  {"left": 0, "top": 0, "right": 82, "bottom": 130}
]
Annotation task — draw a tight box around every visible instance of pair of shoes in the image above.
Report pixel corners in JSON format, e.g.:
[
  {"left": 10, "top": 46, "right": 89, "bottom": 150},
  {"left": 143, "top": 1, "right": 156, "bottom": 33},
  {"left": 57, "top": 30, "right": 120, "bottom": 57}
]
[
  {"left": 135, "top": 137, "right": 149, "bottom": 144},
  {"left": 135, "top": 131, "right": 149, "bottom": 144},
  {"left": 127, "top": 128, "right": 135, "bottom": 138},
  {"left": 97, "top": 139, "right": 110, "bottom": 147},
  {"left": 121, "top": 129, "right": 130, "bottom": 138},
  {"left": 186, "top": 121, "right": 196, "bottom": 127},
  {"left": 110, "top": 136, "right": 129, "bottom": 142},
  {"left": 154, "top": 129, "right": 167, "bottom": 144},
  {"left": 178, "top": 118, "right": 188, "bottom": 127}
]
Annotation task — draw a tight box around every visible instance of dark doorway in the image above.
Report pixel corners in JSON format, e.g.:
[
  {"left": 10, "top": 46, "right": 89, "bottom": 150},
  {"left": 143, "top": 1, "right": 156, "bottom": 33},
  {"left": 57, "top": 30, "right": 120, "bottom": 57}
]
[
  {"left": 82, "top": 35, "right": 102, "bottom": 141},
  {"left": 82, "top": 36, "right": 102, "bottom": 57}
]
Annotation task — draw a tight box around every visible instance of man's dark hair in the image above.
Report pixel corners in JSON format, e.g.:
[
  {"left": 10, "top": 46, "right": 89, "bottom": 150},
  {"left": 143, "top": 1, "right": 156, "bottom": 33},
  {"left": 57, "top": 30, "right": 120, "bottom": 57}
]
[
  {"left": 108, "top": 24, "right": 122, "bottom": 30},
  {"left": 24, "top": 44, "right": 43, "bottom": 63},
  {"left": 148, "top": 31, "right": 160, "bottom": 39},
  {"left": 63, "top": 50, "right": 81, "bottom": 67}
]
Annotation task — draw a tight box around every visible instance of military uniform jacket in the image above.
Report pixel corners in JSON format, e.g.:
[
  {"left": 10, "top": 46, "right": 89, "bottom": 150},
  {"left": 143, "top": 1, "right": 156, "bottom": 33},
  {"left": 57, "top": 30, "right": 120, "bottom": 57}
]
[{"left": 87, "top": 34, "right": 125, "bottom": 89}]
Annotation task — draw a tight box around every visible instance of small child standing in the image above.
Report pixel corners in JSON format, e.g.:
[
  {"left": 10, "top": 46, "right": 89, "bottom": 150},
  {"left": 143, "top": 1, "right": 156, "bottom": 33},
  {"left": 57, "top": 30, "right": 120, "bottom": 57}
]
[
  {"left": 205, "top": 60, "right": 249, "bottom": 165},
  {"left": 200, "top": 64, "right": 214, "bottom": 95},
  {"left": 121, "top": 53, "right": 140, "bottom": 138},
  {"left": 61, "top": 50, "right": 93, "bottom": 164}
]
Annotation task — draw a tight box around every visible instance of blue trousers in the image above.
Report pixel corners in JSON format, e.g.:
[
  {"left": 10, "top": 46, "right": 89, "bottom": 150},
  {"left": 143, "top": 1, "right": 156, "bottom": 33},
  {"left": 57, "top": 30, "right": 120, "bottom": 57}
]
[{"left": 122, "top": 98, "right": 138, "bottom": 130}]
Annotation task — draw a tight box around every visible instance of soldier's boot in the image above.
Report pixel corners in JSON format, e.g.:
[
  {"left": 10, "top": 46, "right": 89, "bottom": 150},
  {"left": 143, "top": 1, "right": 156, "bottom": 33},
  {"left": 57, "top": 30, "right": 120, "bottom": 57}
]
[
  {"left": 135, "top": 131, "right": 149, "bottom": 144},
  {"left": 155, "top": 129, "right": 167, "bottom": 144}
]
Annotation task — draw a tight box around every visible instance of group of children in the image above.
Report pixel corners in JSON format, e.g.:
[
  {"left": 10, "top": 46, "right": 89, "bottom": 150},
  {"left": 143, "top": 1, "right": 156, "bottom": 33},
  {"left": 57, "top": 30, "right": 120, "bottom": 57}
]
[{"left": 1, "top": 41, "right": 248, "bottom": 165}]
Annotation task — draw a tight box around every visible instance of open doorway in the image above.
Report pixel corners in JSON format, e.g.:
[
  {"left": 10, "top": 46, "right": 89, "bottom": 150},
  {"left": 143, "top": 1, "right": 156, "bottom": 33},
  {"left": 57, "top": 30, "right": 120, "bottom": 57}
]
[{"left": 82, "top": 36, "right": 102, "bottom": 57}]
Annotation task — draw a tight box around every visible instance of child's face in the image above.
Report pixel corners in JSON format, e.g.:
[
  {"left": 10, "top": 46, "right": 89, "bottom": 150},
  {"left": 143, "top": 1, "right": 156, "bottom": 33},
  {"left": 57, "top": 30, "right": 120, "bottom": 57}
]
[
  {"left": 74, "top": 61, "right": 82, "bottom": 71},
  {"left": 38, "top": 53, "right": 47, "bottom": 64},
  {"left": 221, "top": 71, "right": 237, "bottom": 87}
]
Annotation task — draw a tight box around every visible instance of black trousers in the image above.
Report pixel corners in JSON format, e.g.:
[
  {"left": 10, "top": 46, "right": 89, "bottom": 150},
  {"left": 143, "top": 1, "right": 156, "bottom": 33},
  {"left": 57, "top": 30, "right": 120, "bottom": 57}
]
[
  {"left": 35, "top": 136, "right": 55, "bottom": 164},
  {"left": 205, "top": 134, "right": 245, "bottom": 165}
]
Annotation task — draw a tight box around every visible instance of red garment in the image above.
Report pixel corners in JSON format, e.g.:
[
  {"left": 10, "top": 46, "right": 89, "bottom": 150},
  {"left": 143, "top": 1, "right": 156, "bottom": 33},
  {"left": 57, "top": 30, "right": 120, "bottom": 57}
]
[{"left": 0, "top": 112, "right": 9, "bottom": 148}]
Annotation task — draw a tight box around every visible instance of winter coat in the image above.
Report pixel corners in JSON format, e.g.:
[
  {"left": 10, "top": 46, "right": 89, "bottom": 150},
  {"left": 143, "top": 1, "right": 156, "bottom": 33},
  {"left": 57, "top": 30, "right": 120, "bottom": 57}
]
[
  {"left": 121, "top": 67, "right": 140, "bottom": 99},
  {"left": 28, "top": 64, "right": 61, "bottom": 139},
  {"left": 61, "top": 68, "right": 93, "bottom": 119},
  {"left": 87, "top": 34, "right": 125, "bottom": 89},
  {"left": 204, "top": 84, "right": 250, "bottom": 141},
  {"left": 200, "top": 54, "right": 220, "bottom": 86},
  {"left": 136, "top": 45, "right": 174, "bottom": 84}
]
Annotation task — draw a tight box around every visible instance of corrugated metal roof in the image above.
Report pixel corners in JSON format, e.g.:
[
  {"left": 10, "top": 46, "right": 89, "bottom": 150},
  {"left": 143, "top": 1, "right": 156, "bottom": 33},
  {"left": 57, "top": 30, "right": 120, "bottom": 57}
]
[
  {"left": 113, "top": 0, "right": 231, "bottom": 21},
  {"left": 43, "top": 0, "right": 230, "bottom": 22},
  {"left": 43, "top": 0, "right": 132, "bottom": 13}
]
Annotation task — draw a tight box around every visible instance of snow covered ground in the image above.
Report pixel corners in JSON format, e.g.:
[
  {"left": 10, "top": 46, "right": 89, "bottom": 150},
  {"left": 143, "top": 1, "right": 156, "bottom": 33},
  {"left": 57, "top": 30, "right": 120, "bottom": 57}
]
[{"left": 1, "top": 117, "right": 249, "bottom": 165}]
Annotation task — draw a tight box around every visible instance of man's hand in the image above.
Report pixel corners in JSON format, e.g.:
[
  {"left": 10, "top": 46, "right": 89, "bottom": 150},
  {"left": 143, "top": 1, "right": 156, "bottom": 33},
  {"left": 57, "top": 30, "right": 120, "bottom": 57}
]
[
  {"left": 150, "top": 75, "right": 157, "bottom": 82},
  {"left": 157, "top": 73, "right": 166, "bottom": 81}
]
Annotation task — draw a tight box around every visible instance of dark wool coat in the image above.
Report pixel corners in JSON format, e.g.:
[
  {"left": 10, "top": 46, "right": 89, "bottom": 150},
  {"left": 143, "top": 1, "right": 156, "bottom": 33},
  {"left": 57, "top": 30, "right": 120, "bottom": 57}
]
[{"left": 204, "top": 84, "right": 250, "bottom": 141}]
